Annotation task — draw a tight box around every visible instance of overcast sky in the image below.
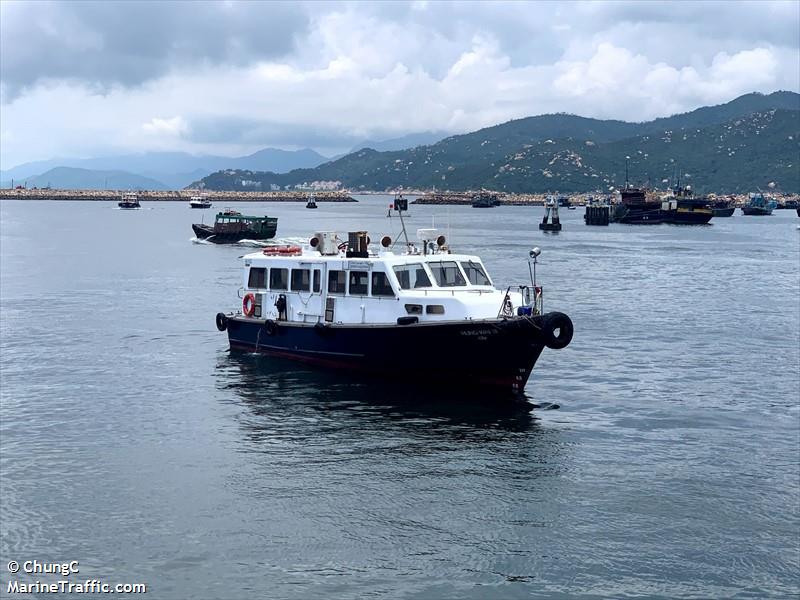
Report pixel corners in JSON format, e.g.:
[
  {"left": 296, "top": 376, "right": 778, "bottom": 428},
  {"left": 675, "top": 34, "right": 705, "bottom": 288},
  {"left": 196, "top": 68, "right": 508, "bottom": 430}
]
[{"left": 1, "top": 0, "right": 798, "bottom": 167}]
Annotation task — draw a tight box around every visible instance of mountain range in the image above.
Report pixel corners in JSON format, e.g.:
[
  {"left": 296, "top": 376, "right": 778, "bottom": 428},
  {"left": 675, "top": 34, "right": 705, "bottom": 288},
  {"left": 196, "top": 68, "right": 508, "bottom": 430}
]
[
  {"left": 197, "top": 91, "right": 800, "bottom": 194},
  {"left": 19, "top": 167, "right": 170, "bottom": 191},
  {"left": 1, "top": 133, "right": 449, "bottom": 190},
  {"left": 0, "top": 147, "right": 329, "bottom": 190}
]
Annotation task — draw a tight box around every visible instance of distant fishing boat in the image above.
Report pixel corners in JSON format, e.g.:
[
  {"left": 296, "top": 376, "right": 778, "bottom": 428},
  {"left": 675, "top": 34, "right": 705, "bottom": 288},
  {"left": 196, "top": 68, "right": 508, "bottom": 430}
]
[
  {"left": 306, "top": 194, "right": 318, "bottom": 209},
  {"left": 663, "top": 185, "right": 714, "bottom": 225},
  {"left": 612, "top": 186, "right": 662, "bottom": 224},
  {"left": 471, "top": 191, "right": 499, "bottom": 208},
  {"left": 711, "top": 197, "right": 736, "bottom": 217},
  {"left": 118, "top": 192, "right": 140, "bottom": 209},
  {"left": 612, "top": 184, "right": 712, "bottom": 225},
  {"left": 741, "top": 192, "right": 777, "bottom": 216}
]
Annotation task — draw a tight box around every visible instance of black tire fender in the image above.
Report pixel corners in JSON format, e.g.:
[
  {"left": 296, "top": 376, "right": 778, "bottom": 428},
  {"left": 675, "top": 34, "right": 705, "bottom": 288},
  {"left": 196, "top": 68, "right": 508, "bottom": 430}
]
[
  {"left": 215, "top": 312, "right": 228, "bottom": 332},
  {"left": 541, "top": 312, "right": 573, "bottom": 349},
  {"left": 264, "top": 319, "right": 278, "bottom": 336}
]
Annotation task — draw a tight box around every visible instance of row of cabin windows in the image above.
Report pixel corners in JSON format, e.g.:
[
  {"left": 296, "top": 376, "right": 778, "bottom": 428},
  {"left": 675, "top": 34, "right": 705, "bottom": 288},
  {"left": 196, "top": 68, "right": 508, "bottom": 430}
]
[
  {"left": 405, "top": 304, "right": 446, "bottom": 315},
  {"left": 392, "top": 261, "right": 491, "bottom": 289},
  {"left": 249, "top": 266, "right": 394, "bottom": 297},
  {"left": 248, "top": 267, "right": 321, "bottom": 293},
  {"left": 249, "top": 261, "right": 491, "bottom": 294},
  {"left": 328, "top": 270, "right": 394, "bottom": 297}
]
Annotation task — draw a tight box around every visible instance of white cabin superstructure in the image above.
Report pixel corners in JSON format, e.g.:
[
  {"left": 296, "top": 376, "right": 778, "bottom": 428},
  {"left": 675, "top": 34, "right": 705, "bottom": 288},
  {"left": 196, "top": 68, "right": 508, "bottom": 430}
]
[{"left": 240, "top": 230, "right": 529, "bottom": 326}]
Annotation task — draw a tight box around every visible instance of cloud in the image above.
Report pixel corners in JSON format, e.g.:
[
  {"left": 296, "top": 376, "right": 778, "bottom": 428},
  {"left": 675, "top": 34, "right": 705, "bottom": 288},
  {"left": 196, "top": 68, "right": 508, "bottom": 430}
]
[
  {"left": 142, "top": 116, "right": 188, "bottom": 137},
  {"left": 0, "top": 0, "right": 308, "bottom": 98},
  {"left": 0, "top": 1, "right": 798, "bottom": 167}
]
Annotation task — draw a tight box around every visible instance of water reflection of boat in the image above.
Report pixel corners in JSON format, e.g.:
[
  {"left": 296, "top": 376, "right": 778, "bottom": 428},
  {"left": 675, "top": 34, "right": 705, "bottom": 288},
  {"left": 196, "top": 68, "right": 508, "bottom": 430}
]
[{"left": 217, "top": 352, "right": 544, "bottom": 425}]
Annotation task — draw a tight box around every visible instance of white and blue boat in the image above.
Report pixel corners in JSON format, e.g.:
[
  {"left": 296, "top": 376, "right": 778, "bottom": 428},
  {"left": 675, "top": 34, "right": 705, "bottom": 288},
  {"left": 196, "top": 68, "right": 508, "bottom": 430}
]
[
  {"left": 741, "top": 192, "right": 777, "bottom": 216},
  {"left": 215, "top": 228, "right": 573, "bottom": 394}
]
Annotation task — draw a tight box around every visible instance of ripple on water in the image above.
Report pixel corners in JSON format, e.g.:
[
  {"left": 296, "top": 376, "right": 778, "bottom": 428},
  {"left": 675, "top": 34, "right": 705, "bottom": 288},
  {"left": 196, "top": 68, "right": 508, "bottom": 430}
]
[{"left": 1, "top": 202, "right": 798, "bottom": 598}]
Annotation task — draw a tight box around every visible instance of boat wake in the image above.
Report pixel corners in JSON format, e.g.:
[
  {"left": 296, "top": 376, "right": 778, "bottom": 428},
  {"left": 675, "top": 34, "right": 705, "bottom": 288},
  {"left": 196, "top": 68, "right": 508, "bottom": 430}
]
[
  {"left": 251, "top": 236, "right": 309, "bottom": 248},
  {"left": 236, "top": 239, "right": 271, "bottom": 248},
  {"left": 190, "top": 237, "right": 215, "bottom": 245},
  {"left": 190, "top": 236, "right": 309, "bottom": 247}
]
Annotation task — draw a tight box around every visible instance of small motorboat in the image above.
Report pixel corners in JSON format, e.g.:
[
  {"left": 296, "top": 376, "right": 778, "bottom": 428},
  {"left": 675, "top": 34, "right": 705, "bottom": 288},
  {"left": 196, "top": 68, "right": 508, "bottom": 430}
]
[
  {"left": 189, "top": 194, "right": 212, "bottom": 209},
  {"left": 306, "top": 195, "right": 318, "bottom": 209},
  {"left": 118, "top": 192, "right": 140, "bottom": 209}
]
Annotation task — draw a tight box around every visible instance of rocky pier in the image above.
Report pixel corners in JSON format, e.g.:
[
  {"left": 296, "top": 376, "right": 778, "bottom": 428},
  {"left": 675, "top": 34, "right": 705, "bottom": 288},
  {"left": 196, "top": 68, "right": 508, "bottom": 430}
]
[{"left": 0, "top": 189, "right": 358, "bottom": 202}]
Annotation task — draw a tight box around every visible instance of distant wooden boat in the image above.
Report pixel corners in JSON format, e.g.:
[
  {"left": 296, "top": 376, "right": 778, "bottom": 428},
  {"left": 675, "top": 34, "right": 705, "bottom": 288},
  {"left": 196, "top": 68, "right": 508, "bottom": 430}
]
[{"left": 192, "top": 211, "right": 278, "bottom": 244}]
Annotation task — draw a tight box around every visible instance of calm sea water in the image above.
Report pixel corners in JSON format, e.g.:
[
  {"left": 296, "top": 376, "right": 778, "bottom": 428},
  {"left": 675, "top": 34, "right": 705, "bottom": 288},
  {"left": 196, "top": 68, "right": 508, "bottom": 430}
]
[{"left": 1, "top": 198, "right": 798, "bottom": 599}]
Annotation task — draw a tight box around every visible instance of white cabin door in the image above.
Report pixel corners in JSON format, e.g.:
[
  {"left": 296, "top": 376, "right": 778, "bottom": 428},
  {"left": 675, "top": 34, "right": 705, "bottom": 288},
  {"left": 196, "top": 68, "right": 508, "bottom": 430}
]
[{"left": 299, "top": 266, "right": 324, "bottom": 323}]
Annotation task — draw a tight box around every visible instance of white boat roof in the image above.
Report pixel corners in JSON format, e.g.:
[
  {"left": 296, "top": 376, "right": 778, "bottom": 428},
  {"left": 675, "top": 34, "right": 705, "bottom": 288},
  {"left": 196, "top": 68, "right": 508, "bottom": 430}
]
[{"left": 243, "top": 248, "right": 485, "bottom": 265}]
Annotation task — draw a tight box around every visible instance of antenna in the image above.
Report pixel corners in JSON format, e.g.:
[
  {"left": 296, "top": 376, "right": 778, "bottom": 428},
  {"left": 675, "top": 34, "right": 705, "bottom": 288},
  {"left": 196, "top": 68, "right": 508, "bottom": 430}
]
[
  {"left": 392, "top": 191, "right": 411, "bottom": 249},
  {"left": 447, "top": 206, "right": 451, "bottom": 252},
  {"left": 625, "top": 155, "right": 630, "bottom": 189}
]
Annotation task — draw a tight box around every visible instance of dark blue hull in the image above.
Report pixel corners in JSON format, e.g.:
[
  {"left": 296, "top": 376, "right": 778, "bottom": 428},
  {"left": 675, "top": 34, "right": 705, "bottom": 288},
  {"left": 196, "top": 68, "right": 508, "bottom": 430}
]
[
  {"left": 223, "top": 316, "right": 559, "bottom": 393},
  {"left": 712, "top": 207, "right": 735, "bottom": 217}
]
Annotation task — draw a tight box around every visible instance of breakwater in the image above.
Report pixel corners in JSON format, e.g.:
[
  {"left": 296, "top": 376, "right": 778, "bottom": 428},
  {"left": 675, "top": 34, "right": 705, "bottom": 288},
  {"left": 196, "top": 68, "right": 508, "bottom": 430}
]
[
  {"left": 0, "top": 189, "right": 357, "bottom": 202},
  {"left": 413, "top": 192, "right": 565, "bottom": 206},
  {"left": 412, "top": 191, "right": 800, "bottom": 207}
]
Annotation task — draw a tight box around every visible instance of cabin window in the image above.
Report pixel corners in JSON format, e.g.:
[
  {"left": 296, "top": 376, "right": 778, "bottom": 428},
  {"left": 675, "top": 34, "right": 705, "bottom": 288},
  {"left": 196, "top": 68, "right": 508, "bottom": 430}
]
[
  {"left": 291, "top": 269, "right": 311, "bottom": 292},
  {"left": 429, "top": 261, "right": 466, "bottom": 287},
  {"left": 371, "top": 272, "right": 394, "bottom": 297},
  {"left": 461, "top": 261, "right": 491, "bottom": 286},
  {"left": 269, "top": 268, "right": 288, "bottom": 290},
  {"left": 393, "top": 263, "right": 432, "bottom": 289},
  {"left": 426, "top": 305, "right": 445, "bottom": 314},
  {"left": 328, "top": 270, "right": 346, "bottom": 294},
  {"left": 405, "top": 304, "right": 423, "bottom": 315},
  {"left": 349, "top": 271, "right": 369, "bottom": 296},
  {"left": 248, "top": 267, "right": 267, "bottom": 289},
  {"left": 313, "top": 270, "right": 321, "bottom": 293}
]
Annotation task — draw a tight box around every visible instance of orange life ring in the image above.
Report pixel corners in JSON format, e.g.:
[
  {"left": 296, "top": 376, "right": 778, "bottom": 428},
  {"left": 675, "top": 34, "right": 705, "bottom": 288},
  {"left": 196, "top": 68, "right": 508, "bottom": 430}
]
[
  {"left": 263, "top": 245, "right": 302, "bottom": 256},
  {"left": 243, "top": 293, "right": 256, "bottom": 317}
]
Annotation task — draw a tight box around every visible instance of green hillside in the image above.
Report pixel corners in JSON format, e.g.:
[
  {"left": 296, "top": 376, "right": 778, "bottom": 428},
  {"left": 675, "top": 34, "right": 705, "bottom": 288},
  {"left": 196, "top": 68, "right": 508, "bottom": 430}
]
[{"left": 197, "top": 92, "right": 800, "bottom": 193}]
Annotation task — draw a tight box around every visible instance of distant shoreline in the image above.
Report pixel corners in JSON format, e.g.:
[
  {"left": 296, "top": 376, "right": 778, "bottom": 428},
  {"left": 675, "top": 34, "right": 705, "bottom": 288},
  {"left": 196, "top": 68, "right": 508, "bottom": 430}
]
[
  {"left": 0, "top": 189, "right": 358, "bottom": 202},
  {"left": 2, "top": 188, "right": 797, "bottom": 207}
]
